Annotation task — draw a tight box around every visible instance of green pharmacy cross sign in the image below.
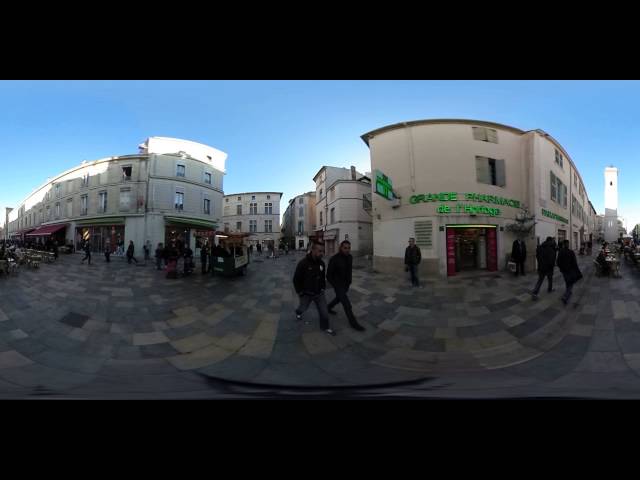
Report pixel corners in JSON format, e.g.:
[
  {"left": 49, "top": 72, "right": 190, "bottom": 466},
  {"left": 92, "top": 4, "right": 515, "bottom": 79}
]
[{"left": 375, "top": 170, "right": 395, "bottom": 200}]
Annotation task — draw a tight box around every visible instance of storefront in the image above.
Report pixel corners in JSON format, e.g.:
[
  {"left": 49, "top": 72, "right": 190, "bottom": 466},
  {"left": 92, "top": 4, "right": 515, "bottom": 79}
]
[
  {"left": 164, "top": 216, "right": 217, "bottom": 252},
  {"left": 26, "top": 223, "right": 68, "bottom": 248},
  {"left": 445, "top": 225, "right": 497, "bottom": 276},
  {"left": 75, "top": 217, "right": 125, "bottom": 253}
]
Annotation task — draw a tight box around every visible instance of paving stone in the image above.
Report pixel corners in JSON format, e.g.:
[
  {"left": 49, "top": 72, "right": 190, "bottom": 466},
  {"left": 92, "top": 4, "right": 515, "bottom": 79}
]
[{"left": 132, "top": 331, "right": 169, "bottom": 346}]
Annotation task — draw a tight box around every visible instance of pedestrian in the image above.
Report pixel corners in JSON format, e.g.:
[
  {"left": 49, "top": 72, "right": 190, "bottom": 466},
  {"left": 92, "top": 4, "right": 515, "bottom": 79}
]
[
  {"left": 327, "top": 240, "right": 365, "bottom": 331},
  {"left": 556, "top": 239, "right": 583, "bottom": 305},
  {"left": 200, "top": 241, "right": 209, "bottom": 274},
  {"left": 293, "top": 241, "right": 336, "bottom": 336},
  {"left": 166, "top": 242, "right": 178, "bottom": 279},
  {"left": 596, "top": 246, "right": 611, "bottom": 276},
  {"left": 531, "top": 236, "right": 557, "bottom": 300},
  {"left": 511, "top": 237, "right": 527, "bottom": 276},
  {"left": 184, "top": 244, "right": 193, "bottom": 275},
  {"left": 104, "top": 240, "right": 111, "bottom": 263},
  {"left": 53, "top": 240, "right": 59, "bottom": 260},
  {"left": 144, "top": 241, "right": 151, "bottom": 262},
  {"left": 285, "top": 243, "right": 289, "bottom": 255},
  {"left": 404, "top": 237, "right": 422, "bottom": 287},
  {"left": 257, "top": 243, "right": 262, "bottom": 256},
  {"left": 155, "top": 243, "right": 164, "bottom": 270},
  {"left": 126, "top": 240, "right": 138, "bottom": 264},
  {"left": 81, "top": 241, "right": 91, "bottom": 265}
]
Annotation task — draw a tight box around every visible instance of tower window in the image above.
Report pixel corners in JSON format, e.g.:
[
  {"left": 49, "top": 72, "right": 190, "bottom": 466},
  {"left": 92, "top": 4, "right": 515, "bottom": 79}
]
[{"left": 610, "top": 181, "right": 613, "bottom": 186}]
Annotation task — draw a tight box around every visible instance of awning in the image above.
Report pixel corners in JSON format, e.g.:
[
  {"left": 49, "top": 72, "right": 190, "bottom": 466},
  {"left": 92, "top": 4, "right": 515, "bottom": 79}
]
[
  {"left": 323, "top": 230, "right": 338, "bottom": 240},
  {"left": 26, "top": 223, "right": 67, "bottom": 236},
  {"left": 11, "top": 228, "right": 36, "bottom": 237},
  {"left": 165, "top": 216, "right": 217, "bottom": 230},
  {"left": 76, "top": 217, "right": 125, "bottom": 226}
]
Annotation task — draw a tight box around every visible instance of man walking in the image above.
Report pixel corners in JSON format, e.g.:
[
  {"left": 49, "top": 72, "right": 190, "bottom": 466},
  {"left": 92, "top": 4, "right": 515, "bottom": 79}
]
[
  {"left": 126, "top": 241, "right": 138, "bottom": 264},
  {"left": 511, "top": 237, "right": 527, "bottom": 276},
  {"left": 104, "top": 239, "right": 111, "bottom": 263},
  {"left": 200, "top": 241, "right": 209, "bottom": 274},
  {"left": 293, "top": 241, "right": 336, "bottom": 336},
  {"left": 155, "top": 243, "right": 164, "bottom": 271},
  {"left": 81, "top": 240, "right": 91, "bottom": 265},
  {"left": 327, "top": 240, "right": 365, "bottom": 331},
  {"left": 404, "top": 238, "right": 422, "bottom": 287},
  {"left": 531, "top": 236, "right": 557, "bottom": 300},
  {"left": 556, "top": 239, "right": 583, "bottom": 305}
]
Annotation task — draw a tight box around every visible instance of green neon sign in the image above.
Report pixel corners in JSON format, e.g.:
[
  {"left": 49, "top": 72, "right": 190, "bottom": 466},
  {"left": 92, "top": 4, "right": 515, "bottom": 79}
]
[
  {"left": 375, "top": 170, "right": 394, "bottom": 200},
  {"left": 541, "top": 208, "right": 568, "bottom": 224},
  {"left": 409, "top": 192, "right": 520, "bottom": 208},
  {"left": 437, "top": 204, "right": 501, "bottom": 217}
]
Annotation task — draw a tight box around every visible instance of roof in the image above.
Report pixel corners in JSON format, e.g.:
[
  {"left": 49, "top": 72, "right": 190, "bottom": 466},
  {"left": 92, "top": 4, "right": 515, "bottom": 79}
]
[{"left": 224, "top": 192, "right": 283, "bottom": 197}]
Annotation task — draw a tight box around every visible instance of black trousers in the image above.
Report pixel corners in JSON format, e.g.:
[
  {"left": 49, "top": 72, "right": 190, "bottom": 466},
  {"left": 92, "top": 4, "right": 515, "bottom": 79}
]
[
  {"left": 515, "top": 260, "right": 525, "bottom": 275},
  {"left": 82, "top": 252, "right": 91, "bottom": 264},
  {"left": 104, "top": 252, "right": 110, "bottom": 263},
  {"left": 201, "top": 258, "right": 207, "bottom": 274},
  {"left": 127, "top": 255, "right": 138, "bottom": 264},
  {"left": 532, "top": 272, "right": 553, "bottom": 295},
  {"left": 328, "top": 286, "right": 358, "bottom": 326}
]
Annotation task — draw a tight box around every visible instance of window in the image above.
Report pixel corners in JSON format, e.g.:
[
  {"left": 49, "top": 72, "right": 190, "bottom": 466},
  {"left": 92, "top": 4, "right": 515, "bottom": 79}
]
[
  {"left": 204, "top": 198, "right": 211, "bottom": 214},
  {"left": 265, "top": 220, "right": 272, "bottom": 233},
  {"left": 299, "top": 197, "right": 304, "bottom": 204},
  {"left": 175, "top": 192, "right": 184, "bottom": 211},
  {"left": 476, "top": 156, "right": 505, "bottom": 187},
  {"left": 297, "top": 220, "right": 303, "bottom": 233},
  {"left": 320, "top": 211, "right": 323, "bottom": 226},
  {"left": 574, "top": 172, "right": 578, "bottom": 187},
  {"left": 224, "top": 223, "right": 229, "bottom": 232},
  {"left": 319, "top": 188, "right": 323, "bottom": 198},
  {"left": 55, "top": 183, "right": 61, "bottom": 198},
  {"left": 237, "top": 196, "right": 241, "bottom": 201},
  {"left": 237, "top": 204, "right": 242, "bottom": 215},
  {"left": 265, "top": 202, "right": 273, "bottom": 214},
  {"left": 120, "top": 189, "right": 131, "bottom": 211},
  {"left": 122, "top": 166, "right": 132, "bottom": 181},
  {"left": 472, "top": 126, "right": 498, "bottom": 143},
  {"left": 249, "top": 220, "right": 257, "bottom": 233},
  {"left": 330, "top": 207, "right": 335, "bottom": 224},
  {"left": 80, "top": 195, "right": 88, "bottom": 215},
  {"left": 82, "top": 173, "right": 90, "bottom": 187},
  {"left": 299, "top": 206, "right": 303, "bottom": 217},
  {"left": 236, "top": 221, "right": 242, "bottom": 231},
  {"left": 99, "top": 191, "right": 107, "bottom": 213},
  {"left": 267, "top": 195, "right": 270, "bottom": 200},
  {"left": 551, "top": 172, "right": 567, "bottom": 208},
  {"left": 250, "top": 202, "right": 257, "bottom": 214},
  {"left": 555, "top": 149, "right": 564, "bottom": 168},
  {"left": 252, "top": 195, "right": 256, "bottom": 200},
  {"left": 55, "top": 203, "right": 60, "bottom": 218},
  {"left": 550, "top": 171, "right": 558, "bottom": 202},
  {"left": 176, "top": 164, "right": 185, "bottom": 177},
  {"left": 225, "top": 198, "right": 229, "bottom": 203},
  {"left": 66, "top": 200, "right": 72, "bottom": 218},
  {"left": 330, "top": 188, "right": 335, "bottom": 201},
  {"left": 204, "top": 172, "right": 212, "bottom": 184}
]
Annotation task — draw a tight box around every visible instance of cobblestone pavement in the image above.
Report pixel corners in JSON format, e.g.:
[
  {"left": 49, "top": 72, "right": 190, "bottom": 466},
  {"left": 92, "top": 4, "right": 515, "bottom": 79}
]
[{"left": 0, "top": 250, "right": 638, "bottom": 398}]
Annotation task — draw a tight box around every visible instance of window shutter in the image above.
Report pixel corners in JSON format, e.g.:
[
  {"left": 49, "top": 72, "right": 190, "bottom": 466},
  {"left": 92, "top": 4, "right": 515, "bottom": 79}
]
[
  {"left": 486, "top": 129, "right": 498, "bottom": 144},
  {"left": 472, "top": 127, "right": 486, "bottom": 141},
  {"left": 495, "top": 159, "right": 506, "bottom": 187},
  {"left": 550, "top": 171, "right": 556, "bottom": 201},
  {"left": 476, "top": 156, "right": 490, "bottom": 184}
]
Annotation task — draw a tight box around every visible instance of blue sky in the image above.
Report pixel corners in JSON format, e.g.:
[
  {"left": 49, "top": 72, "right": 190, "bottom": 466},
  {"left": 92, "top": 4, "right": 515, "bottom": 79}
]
[{"left": 0, "top": 80, "right": 638, "bottom": 231}]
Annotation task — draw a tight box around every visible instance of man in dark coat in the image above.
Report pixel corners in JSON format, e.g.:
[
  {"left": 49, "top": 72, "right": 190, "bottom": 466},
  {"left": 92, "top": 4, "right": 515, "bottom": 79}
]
[
  {"left": 556, "top": 239, "right": 582, "bottom": 305},
  {"left": 511, "top": 238, "right": 527, "bottom": 276},
  {"left": 293, "top": 242, "right": 335, "bottom": 336},
  {"left": 127, "top": 241, "right": 138, "bottom": 264},
  {"left": 200, "top": 241, "right": 209, "bottom": 274},
  {"left": 81, "top": 241, "right": 91, "bottom": 265},
  {"left": 327, "top": 240, "right": 365, "bottom": 332},
  {"left": 404, "top": 238, "right": 422, "bottom": 287},
  {"left": 531, "top": 237, "right": 557, "bottom": 300}
]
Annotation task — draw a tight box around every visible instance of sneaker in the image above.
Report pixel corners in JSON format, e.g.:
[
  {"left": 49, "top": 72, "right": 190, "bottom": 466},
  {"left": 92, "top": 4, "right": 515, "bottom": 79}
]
[
  {"left": 328, "top": 309, "right": 338, "bottom": 315},
  {"left": 324, "top": 328, "right": 337, "bottom": 336}
]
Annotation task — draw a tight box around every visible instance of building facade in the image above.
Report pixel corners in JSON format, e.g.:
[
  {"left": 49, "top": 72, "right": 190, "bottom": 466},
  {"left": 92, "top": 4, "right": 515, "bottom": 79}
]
[
  {"left": 281, "top": 192, "right": 316, "bottom": 250},
  {"left": 222, "top": 192, "right": 282, "bottom": 249},
  {"left": 7, "top": 137, "right": 226, "bottom": 253},
  {"left": 604, "top": 166, "right": 619, "bottom": 243},
  {"left": 361, "top": 119, "right": 597, "bottom": 277},
  {"left": 313, "top": 166, "right": 373, "bottom": 257}
]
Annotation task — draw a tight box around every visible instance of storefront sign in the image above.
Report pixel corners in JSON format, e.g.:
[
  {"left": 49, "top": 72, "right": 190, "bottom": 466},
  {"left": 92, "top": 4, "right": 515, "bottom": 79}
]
[
  {"left": 375, "top": 170, "right": 394, "bottom": 200},
  {"left": 410, "top": 192, "right": 520, "bottom": 208},
  {"left": 437, "top": 204, "right": 501, "bottom": 217},
  {"left": 541, "top": 208, "right": 568, "bottom": 224}
]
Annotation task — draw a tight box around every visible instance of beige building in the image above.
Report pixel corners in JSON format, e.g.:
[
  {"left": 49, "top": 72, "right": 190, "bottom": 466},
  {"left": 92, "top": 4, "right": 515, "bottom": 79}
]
[
  {"left": 361, "top": 119, "right": 597, "bottom": 277},
  {"left": 7, "top": 137, "right": 226, "bottom": 253},
  {"left": 313, "top": 166, "right": 373, "bottom": 257},
  {"left": 281, "top": 192, "right": 317, "bottom": 250},
  {"left": 222, "top": 192, "right": 282, "bottom": 248}
]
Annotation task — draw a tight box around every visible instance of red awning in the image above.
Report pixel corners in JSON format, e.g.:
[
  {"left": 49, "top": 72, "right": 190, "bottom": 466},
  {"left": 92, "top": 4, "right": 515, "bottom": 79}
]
[
  {"left": 12, "top": 228, "right": 36, "bottom": 236},
  {"left": 26, "top": 224, "right": 67, "bottom": 236}
]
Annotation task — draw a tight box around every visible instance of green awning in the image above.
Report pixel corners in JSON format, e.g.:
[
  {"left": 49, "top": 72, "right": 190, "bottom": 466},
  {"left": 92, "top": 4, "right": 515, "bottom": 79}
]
[
  {"left": 165, "top": 216, "right": 217, "bottom": 230},
  {"left": 76, "top": 217, "right": 126, "bottom": 226}
]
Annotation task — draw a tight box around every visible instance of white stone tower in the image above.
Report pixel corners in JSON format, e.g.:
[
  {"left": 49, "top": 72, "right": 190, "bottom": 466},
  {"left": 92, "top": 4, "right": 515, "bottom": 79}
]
[{"left": 604, "top": 166, "right": 619, "bottom": 243}]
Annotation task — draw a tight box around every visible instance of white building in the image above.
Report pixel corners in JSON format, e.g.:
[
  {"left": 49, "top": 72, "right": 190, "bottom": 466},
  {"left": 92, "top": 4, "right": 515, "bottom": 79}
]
[
  {"left": 604, "top": 166, "right": 619, "bottom": 243},
  {"left": 7, "top": 137, "right": 226, "bottom": 253},
  {"left": 281, "top": 192, "right": 317, "bottom": 251},
  {"left": 222, "top": 192, "right": 282, "bottom": 249},
  {"left": 313, "top": 166, "right": 373, "bottom": 257},
  {"left": 361, "top": 119, "right": 597, "bottom": 277}
]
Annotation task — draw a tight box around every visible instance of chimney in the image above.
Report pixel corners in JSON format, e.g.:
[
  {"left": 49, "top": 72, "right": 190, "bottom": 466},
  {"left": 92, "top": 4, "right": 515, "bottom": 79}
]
[{"left": 350, "top": 166, "right": 356, "bottom": 180}]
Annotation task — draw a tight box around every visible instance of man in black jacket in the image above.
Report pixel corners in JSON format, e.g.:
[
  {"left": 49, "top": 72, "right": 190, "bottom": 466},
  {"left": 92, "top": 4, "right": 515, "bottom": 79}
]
[
  {"left": 404, "top": 238, "right": 422, "bottom": 287},
  {"left": 511, "top": 238, "right": 527, "bottom": 276},
  {"left": 293, "top": 241, "right": 335, "bottom": 336},
  {"left": 557, "top": 239, "right": 582, "bottom": 305},
  {"left": 327, "top": 240, "right": 365, "bottom": 332},
  {"left": 531, "top": 237, "right": 557, "bottom": 300}
]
